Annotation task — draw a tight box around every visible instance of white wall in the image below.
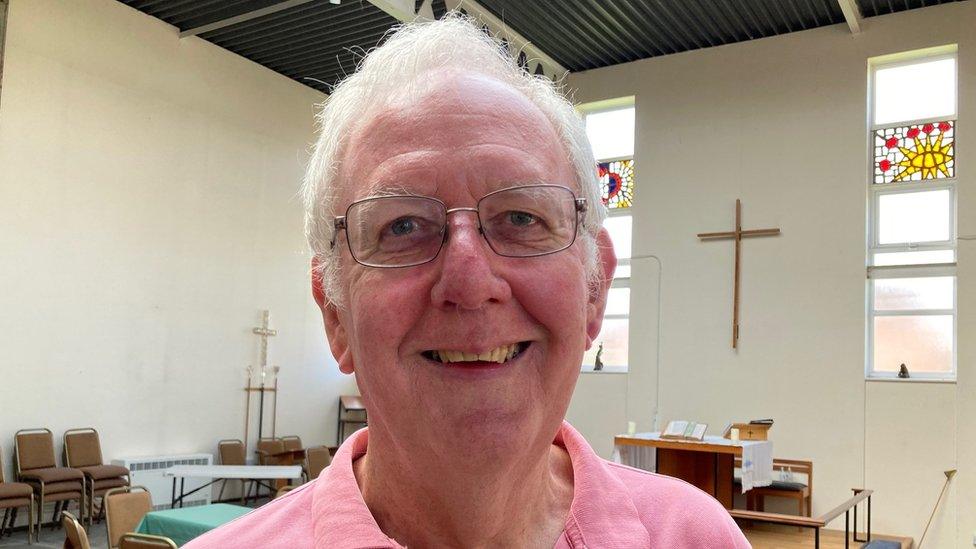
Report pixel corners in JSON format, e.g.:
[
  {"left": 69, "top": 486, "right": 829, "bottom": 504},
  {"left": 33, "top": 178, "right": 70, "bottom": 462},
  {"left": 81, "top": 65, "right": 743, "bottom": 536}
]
[
  {"left": 0, "top": 0, "right": 357, "bottom": 502},
  {"left": 567, "top": 3, "right": 974, "bottom": 546}
]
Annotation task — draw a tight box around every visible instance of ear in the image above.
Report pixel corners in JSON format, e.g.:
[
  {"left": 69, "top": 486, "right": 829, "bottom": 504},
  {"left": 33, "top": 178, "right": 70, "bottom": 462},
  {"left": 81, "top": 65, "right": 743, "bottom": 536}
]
[
  {"left": 585, "top": 228, "right": 617, "bottom": 350},
  {"left": 311, "top": 258, "right": 355, "bottom": 375}
]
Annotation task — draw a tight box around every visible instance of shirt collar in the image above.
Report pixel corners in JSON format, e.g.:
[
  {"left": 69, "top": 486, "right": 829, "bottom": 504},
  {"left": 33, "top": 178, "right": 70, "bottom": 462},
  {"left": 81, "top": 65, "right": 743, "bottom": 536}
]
[
  {"left": 312, "top": 421, "right": 650, "bottom": 549},
  {"left": 312, "top": 427, "right": 400, "bottom": 549},
  {"left": 557, "top": 421, "right": 651, "bottom": 548}
]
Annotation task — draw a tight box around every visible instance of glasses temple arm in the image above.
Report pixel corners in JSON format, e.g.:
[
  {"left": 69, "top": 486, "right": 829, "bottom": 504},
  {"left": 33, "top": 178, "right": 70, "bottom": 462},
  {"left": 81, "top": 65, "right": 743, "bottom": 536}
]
[{"left": 330, "top": 217, "right": 347, "bottom": 248}]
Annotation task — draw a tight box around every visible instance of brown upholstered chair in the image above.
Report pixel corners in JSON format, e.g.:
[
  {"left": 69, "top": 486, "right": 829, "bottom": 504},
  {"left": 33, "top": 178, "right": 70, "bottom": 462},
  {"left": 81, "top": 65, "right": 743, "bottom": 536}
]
[
  {"left": 281, "top": 436, "right": 302, "bottom": 452},
  {"left": 104, "top": 485, "right": 152, "bottom": 549},
  {"left": 255, "top": 438, "right": 285, "bottom": 465},
  {"left": 64, "top": 428, "right": 130, "bottom": 525},
  {"left": 118, "top": 532, "right": 178, "bottom": 549},
  {"left": 15, "top": 429, "right": 85, "bottom": 529},
  {"left": 61, "top": 511, "right": 91, "bottom": 549},
  {"left": 216, "top": 439, "right": 255, "bottom": 504},
  {"left": 254, "top": 438, "right": 288, "bottom": 500},
  {"left": 0, "top": 444, "right": 36, "bottom": 543},
  {"left": 304, "top": 446, "right": 332, "bottom": 481}
]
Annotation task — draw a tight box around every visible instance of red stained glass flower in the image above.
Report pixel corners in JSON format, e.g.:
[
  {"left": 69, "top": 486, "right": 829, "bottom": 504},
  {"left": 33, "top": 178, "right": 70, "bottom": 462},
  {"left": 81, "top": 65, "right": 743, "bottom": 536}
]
[
  {"left": 922, "top": 123, "right": 935, "bottom": 134},
  {"left": 938, "top": 121, "right": 952, "bottom": 133},
  {"left": 879, "top": 159, "right": 892, "bottom": 172},
  {"left": 906, "top": 127, "right": 921, "bottom": 138},
  {"left": 885, "top": 137, "right": 898, "bottom": 149}
]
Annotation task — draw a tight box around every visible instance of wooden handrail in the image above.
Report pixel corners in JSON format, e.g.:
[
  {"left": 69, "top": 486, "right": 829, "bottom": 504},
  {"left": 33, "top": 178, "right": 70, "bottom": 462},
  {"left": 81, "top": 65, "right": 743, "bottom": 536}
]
[
  {"left": 730, "top": 488, "right": 873, "bottom": 529},
  {"left": 819, "top": 489, "right": 872, "bottom": 524},
  {"left": 729, "top": 509, "right": 824, "bottom": 528}
]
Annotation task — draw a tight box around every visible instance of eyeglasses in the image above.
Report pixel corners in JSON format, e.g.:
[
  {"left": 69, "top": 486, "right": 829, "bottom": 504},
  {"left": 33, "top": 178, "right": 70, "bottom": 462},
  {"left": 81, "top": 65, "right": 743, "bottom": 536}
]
[{"left": 331, "top": 184, "right": 587, "bottom": 268}]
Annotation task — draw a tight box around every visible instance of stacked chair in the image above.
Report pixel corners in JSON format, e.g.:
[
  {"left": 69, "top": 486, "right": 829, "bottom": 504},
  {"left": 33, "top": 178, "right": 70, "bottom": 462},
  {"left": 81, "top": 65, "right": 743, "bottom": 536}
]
[
  {"left": 15, "top": 429, "right": 85, "bottom": 534},
  {"left": 104, "top": 485, "right": 152, "bottom": 549},
  {"left": 63, "top": 428, "right": 130, "bottom": 525},
  {"left": 0, "top": 444, "right": 36, "bottom": 543},
  {"left": 255, "top": 438, "right": 285, "bottom": 465},
  {"left": 304, "top": 446, "right": 332, "bottom": 481},
  {"left": 216, "top": 439, "right": 255, "bottom": 505},
  {"left": 280, "top": 435, "right": 308, "bottom": 481},
  {"left": 281, "top": 435, "right": 303, "bottom": 453},
  {"left": 254, "top": 438, "right": 287, "bottom": 500}
]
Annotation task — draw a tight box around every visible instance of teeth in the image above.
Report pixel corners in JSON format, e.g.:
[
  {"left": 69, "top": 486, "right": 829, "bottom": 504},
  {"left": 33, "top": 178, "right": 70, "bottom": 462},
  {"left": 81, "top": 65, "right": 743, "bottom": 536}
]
[{"left": 430, "top": 343, "right": 523, "bottom": 364}]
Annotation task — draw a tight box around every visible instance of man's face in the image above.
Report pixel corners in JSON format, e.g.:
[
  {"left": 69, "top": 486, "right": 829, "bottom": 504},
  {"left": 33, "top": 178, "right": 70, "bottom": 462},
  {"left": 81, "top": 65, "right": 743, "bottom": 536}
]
[{"left": 317, "top": 72, "right": 615, "bottom": 459}]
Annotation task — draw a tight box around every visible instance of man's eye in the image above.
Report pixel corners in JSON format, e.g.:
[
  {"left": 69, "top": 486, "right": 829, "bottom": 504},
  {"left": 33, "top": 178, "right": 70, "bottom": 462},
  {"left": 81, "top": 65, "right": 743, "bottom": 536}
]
[
  {"left": 508, "top": 211, "right": 537, "bottom": 227},
  {"left": 389, "top": 217, "right": 418, "bottom": 235}
]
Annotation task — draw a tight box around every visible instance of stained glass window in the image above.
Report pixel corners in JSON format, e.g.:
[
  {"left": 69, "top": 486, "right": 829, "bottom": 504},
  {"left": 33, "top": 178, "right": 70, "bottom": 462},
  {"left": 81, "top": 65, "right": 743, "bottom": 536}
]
[
  {"left": 582, "top": 102, "right": 633, "bottom": 372},
  {"left": 867, "top": 50, "right": 957, "bottom": 381},
  {"left": 874, "top": 120, "right": 955, "bottom": 184},
  {"left": 599, "top": 159, "right": 634, "bottom": 209}
]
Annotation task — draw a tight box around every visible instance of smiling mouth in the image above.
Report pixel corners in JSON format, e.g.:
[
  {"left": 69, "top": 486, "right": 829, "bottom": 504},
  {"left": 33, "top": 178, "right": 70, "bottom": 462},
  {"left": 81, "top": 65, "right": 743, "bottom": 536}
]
[{"left": 421, "top": 342, "right": 531, "bottom": 364}]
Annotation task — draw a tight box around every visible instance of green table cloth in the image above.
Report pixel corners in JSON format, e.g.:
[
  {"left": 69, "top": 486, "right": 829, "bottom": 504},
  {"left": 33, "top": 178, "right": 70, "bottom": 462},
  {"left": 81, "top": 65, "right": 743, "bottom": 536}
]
[{"left": 135, "top": 503, "right": 252, "bottom": 546}]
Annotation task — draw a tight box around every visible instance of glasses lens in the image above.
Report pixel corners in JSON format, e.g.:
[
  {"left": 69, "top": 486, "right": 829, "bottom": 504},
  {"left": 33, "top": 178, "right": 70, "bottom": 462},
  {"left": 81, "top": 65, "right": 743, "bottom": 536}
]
[
  {"left": 346, "top": 196, "right": 446, "bottom": 267},
  {"left": 479, "top": 186, "right": 578, "bottom": 257}
]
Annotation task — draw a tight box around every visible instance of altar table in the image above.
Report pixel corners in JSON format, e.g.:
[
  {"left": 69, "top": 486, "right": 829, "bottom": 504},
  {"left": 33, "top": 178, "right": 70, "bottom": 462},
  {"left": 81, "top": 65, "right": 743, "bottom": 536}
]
[{"left": 613, "top": 432, "right": 773, "bottom": 509}]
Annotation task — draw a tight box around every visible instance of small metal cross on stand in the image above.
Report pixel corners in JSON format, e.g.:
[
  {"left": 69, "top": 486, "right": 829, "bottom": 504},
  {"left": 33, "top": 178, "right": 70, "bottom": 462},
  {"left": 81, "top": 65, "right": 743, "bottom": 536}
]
[
  {"left": 245, "top": 310, "right": 278, "bottom": 445},
  {"left": 697, "top": 199, "right": 780, "bottom": 349},
  {"left": 253, "top": 310, "right": 277, "bottom": 377}
]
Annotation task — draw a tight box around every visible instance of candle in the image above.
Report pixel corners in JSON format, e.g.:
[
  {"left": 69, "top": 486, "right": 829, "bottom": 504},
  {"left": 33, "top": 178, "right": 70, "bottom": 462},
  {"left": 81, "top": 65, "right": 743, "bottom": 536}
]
[
  {"left": 730, "top": 428, "right": 740, "bottom": 442},
  {"left": 627, "top": 421, "right": 637, "bottom": 436}
]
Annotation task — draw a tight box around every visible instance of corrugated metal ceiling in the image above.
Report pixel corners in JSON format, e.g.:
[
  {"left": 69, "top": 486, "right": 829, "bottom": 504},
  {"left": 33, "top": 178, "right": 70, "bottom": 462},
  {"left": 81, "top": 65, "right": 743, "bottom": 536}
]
[
  {"left": 117, "top": 0, "right": 967, "bottom": 93},
  {"left": 858, "top": 0, "right": 962, "bottom": 16},
  {"left": 475, "top": 0, "right": 965, "bottom": 71}
]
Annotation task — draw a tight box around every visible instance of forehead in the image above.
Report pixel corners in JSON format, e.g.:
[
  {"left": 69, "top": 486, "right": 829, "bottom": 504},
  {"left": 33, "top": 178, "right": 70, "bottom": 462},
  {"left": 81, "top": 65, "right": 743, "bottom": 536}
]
[{"left": 337, "top": 72, "right": 573, "bottom": 205}]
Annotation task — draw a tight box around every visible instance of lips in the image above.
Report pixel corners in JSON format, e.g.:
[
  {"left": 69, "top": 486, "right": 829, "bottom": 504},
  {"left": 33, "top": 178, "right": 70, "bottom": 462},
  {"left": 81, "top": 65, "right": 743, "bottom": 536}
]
[{"left": 422, "top": 342, "right": 530, "bottom": 364}]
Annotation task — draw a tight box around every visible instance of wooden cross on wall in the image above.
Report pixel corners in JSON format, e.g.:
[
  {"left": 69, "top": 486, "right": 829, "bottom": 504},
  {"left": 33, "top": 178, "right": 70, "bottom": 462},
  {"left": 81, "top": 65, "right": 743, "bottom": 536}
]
[{"left": 697, "top": 199, "right": 780, "bottom": 349}]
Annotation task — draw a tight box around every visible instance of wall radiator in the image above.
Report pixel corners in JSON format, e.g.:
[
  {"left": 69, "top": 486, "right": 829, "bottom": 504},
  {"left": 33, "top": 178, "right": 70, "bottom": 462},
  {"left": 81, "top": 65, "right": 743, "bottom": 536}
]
[{"left": 112, "top": 453, "right": 213, "bottom": 510}]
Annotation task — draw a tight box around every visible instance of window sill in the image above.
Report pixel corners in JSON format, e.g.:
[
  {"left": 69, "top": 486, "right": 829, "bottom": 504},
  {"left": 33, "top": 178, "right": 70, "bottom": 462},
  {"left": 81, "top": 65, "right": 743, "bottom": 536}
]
[
  {"left": 865, "top": 376, "right": 956, "bottom": 384},
  {"left": 580, "top": 366, "right": 629, "bottom": 374}
]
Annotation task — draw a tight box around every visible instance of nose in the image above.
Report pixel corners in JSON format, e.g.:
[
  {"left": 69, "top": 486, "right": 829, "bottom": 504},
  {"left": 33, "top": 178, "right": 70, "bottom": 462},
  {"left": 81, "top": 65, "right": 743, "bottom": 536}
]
[{"left": 429, "top": 212, "right": 512, "bottom": 310}]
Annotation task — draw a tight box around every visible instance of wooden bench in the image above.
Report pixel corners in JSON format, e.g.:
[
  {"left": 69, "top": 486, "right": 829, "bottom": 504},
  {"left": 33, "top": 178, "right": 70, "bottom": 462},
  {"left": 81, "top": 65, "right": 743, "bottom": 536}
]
[{"left": 735, "top": 458, "right": 812, "bottom": 517}]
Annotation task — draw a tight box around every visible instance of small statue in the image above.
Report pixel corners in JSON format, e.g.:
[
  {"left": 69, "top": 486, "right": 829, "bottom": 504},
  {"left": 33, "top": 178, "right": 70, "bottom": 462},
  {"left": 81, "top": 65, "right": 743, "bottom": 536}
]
[
  {"left": 898, "top": 363, "right": 910, "bottom": 378},
  {"left": 594, "top": 342, "right": 604, "bottom": 371}
]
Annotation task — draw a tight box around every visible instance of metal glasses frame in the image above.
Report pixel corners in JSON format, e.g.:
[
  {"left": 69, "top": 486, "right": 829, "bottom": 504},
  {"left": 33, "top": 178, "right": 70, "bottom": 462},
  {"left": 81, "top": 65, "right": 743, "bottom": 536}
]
[{"left": 330, "top": 184, "right": 587, "bottom": 268}]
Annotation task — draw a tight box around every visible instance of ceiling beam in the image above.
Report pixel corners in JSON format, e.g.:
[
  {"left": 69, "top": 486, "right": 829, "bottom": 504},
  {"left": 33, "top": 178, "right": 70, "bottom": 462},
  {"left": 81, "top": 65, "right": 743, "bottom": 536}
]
[
  {"left": 367, "top": 0, "right": 435, "bottom": 22},
  {"left": 443, "top": 0, "right": 568, "bottom": 81},
  {"left": 179, "top": 0, "right": 318, "bottom": 39},
  {"left": 836, "top": 0, "right": 862, "bottom": 34}
]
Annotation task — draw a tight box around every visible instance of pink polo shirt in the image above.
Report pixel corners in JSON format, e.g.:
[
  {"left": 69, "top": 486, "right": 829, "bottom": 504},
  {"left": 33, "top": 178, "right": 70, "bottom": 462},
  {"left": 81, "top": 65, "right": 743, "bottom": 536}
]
[{"left": 186, "top": 421, "right": 750, "bottom": 548}]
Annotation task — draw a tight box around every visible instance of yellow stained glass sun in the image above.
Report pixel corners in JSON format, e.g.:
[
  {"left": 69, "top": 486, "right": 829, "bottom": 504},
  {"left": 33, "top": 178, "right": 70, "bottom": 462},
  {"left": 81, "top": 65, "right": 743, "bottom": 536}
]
[{"left": 894, "top": 133, "right": 954, "bottom": 182}]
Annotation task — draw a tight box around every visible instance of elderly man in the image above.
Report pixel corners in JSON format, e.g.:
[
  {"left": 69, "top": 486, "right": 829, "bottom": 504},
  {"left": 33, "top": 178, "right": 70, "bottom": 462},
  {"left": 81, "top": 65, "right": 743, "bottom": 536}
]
[{"left": 188, "top": 14, "right": 749, "bottom": 549}]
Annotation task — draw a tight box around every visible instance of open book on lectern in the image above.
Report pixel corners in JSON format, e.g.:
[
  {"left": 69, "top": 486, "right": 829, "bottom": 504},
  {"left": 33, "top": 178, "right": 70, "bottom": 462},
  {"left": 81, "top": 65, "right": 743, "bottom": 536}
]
[{"left": 661, "top": 420, "right": 707, "bottom": 441}]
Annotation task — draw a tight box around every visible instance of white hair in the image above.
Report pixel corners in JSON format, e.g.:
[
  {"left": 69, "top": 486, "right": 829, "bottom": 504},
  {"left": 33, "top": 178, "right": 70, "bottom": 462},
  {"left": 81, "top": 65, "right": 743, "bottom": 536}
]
[{"left": 302, "top": 13, "right": 607, "bottom": 307}]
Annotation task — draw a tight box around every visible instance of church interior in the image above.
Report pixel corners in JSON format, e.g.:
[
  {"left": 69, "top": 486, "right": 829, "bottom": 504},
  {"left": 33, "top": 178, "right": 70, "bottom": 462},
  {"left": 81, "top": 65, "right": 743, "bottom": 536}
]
[{"left": 0, "top": 0, "right": 973, "bottom": 547}]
